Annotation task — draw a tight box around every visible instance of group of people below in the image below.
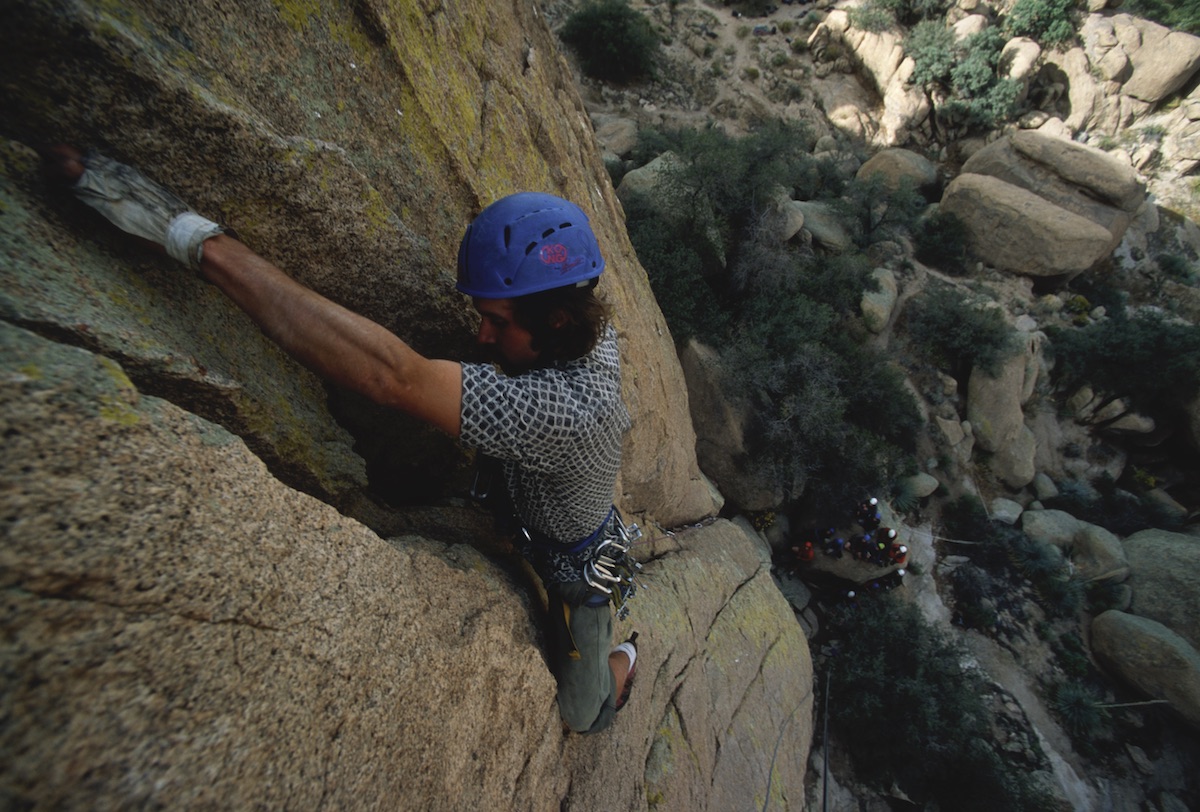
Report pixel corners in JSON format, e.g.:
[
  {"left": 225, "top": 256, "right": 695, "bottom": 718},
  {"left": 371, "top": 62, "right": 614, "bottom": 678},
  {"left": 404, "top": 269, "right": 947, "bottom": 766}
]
[{"left": 792, "top": 497, "right": 908, "bottom": 570}]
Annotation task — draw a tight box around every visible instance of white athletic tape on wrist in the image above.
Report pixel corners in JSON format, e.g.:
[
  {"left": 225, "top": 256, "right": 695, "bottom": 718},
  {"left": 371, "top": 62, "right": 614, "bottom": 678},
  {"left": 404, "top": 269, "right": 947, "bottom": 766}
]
[{"left": 166, "top": 212, "right": 224, "bottom": 269}]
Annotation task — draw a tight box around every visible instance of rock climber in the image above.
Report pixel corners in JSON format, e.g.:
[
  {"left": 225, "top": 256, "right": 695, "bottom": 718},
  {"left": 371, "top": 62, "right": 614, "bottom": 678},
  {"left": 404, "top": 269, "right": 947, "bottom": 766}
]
[{"left": 45, "top": 146, "right": 639, "bottom": 735}]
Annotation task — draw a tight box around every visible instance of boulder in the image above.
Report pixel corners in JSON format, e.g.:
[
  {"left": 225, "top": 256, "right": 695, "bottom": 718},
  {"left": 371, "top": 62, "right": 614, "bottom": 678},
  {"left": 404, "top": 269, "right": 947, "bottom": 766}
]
[
  {"left": 1091, "top": 611, "right": 1200, "bottom": 730},
  {"left": 680, "top": 340, "right": 784, "bottom": 512},
  {"left": 1074, "top": 523, "right": 1131, "bottom": 582},
  {"left": 990, "top": 498, "right": 1025, "bottom": 525},
  {"left": 794, "top": 200, "right": 852, "bottom": 252},
  {"left": 959, "top": 131, "right": 1145, "bottom": 256},
  {"left": 900, "top": 472, "right": 940, "bottom": 499},
  {"left": 808, "top": 11, "right": 929, "bottom": 145},
  {"left": 942, "top": 174, "right": 1117, "bottom": 277},
  {"left": 1122, "top": 24, "right": 1200, "bottom": 104},
  {"left": 1001, "top": 37, "right": 1042, "bottom": 82},
  {"left": 860, "top": 268, "right": 898, "bottom": 333},
  {"left": 592, "top": 115, "right": 639, "bottom": 159},
  {"left": 856, "top": 148, "right": 939, "bottom": 193},
  {"left": 1034, "top": 473, "right": 1059, "bottom": 501},
  {"left": 1021, "top": 508, "right": 1084, "bottom": 548},
  {"left": 1021, "top": 509, "right": 1129, "bottom": 581},
  {"left": 767, "top": 185, "right": 807, "bottom": 242},
  {"left": 995, "top": 425, "right": 1037, "bottom": 490},
  {"left": 967, "top": 347, "right": 1028, "bottom": 455},
  {"left": 1124, "top": 529, "right": 1200, "bottom": 652},
  {"left": 952, "top": 14, "right": 989, "bottom": 41}
]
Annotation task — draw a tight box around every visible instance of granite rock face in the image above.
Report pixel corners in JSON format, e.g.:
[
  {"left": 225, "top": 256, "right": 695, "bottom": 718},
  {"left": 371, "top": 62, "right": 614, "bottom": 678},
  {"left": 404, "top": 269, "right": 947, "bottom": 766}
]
[
  {"left": 0, "top": 321, "right": 812, "bottom": 809},
  {"left": 0, "top": 0, "right": 717, "bottom": 528},
  {"left": 0, "top": 1, "right": 810, "bottom": 808}
]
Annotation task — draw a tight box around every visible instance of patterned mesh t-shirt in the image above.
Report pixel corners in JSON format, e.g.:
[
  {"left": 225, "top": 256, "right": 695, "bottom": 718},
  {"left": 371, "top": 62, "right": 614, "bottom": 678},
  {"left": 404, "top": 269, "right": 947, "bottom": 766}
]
[{"left": 460, "top": 324, "right": 630, "bottom": 544}]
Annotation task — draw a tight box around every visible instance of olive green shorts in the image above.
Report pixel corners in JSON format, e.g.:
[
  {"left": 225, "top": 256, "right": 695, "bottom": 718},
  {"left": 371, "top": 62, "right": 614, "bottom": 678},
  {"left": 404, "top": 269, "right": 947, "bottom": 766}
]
[{"left": 546, "top": 584, "right": 617, "bottom": 734}]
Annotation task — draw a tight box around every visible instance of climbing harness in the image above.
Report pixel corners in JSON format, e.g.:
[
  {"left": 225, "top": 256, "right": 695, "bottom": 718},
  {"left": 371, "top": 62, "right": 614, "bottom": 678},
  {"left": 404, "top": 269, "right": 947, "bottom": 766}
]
[
  {"left": 579, "top": 512, "right": 644, "bottom": 621},
  {"left": 518, "top": 509, "right": 645, "bottom": 620}
]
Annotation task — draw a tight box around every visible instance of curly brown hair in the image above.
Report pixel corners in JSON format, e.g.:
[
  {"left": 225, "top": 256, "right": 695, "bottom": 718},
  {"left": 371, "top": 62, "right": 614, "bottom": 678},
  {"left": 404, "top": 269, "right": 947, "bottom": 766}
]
[{"left": 511, "top": 279, "right": 612, "bottom": 365}]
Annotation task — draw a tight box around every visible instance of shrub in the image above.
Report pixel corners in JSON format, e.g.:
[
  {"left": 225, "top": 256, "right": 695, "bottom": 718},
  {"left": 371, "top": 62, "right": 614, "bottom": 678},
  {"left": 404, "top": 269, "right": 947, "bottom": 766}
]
[
  {"left": 625, "top": 120, "right": 921, "bottom": 510},
  {"left": 914, "top": 208, "right": 970, "bottom": 271},
  {"left": 1050, "top": 681, "right": 1110, "bottom": 740},
  {"left": 836, "top": 174, "right": 927, "bottom": 248},
  {"left": 1004, "top": 0, "right": 1078, "bottom": 47},
  {"left": 1047, "top": 309, "right": 1200, "bottom": 417},
  {"left": 560, "top": 0, "right": 661, "bottom": 83},
  {"left": 848, "top": 5, "right": 896, "bottom": 32},
  {"left": 906, "top": 284, "right": 1022, "bottom": 377},
  {"left": 621, "top": 190, "right": 731, "bottom": 343},
  {"left": 909, "top": 26, "right": 1023, "bottom": 131},
  {"left": 907, "top": 20, "right": 956, "bottom": 87},
  {"left": 1124, "top": 0, "right": 1200, "bottom": 34},
  {"left": 1158, "top": 253, "right": 1196, "bottom": 283},
  {"left": 825, "top": 598, "right": 1057, "bottom": 809},
  {"left": 1044, "top": 478, "right": 1182, "bottom": 535}
]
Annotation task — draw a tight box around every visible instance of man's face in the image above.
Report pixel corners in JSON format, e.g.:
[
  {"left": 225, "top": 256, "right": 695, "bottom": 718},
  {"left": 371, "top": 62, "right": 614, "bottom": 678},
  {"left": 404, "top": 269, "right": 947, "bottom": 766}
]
[{"left": 473, "top": 297, "right": 540, "bottom": 373}]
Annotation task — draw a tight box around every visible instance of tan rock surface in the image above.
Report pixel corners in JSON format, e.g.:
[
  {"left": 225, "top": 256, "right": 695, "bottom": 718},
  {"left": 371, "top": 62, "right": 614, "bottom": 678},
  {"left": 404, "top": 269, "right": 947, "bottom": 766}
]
[
  {"left": 0, "top": 321, "right": 811, "bottom": 810},
  {"left": 0, "top": 1, "right": 823, "bottom": 808},
  {"left": 942, "top": 174, "right": 1115, "bottom": 276},
  {"left": 0, "top": 0, "right": 717, "bottom": 530}
]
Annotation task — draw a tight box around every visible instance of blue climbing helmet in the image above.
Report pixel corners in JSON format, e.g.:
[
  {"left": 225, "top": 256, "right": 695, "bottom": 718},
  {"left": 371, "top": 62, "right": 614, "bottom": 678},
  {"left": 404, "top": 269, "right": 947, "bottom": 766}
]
[{"left": 456, "top": 192, "right": 605, "bottom": 298}]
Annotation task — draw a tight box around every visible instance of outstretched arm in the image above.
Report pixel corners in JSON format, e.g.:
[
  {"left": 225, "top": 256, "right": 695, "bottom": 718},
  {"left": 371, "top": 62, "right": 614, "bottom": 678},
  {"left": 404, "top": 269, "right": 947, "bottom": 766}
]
[
  {"left": 199, "top": 236, "right": 462, "bottom": 436},
  {"left": 47, "top": 146, "right": 463, "bottom": 437}
]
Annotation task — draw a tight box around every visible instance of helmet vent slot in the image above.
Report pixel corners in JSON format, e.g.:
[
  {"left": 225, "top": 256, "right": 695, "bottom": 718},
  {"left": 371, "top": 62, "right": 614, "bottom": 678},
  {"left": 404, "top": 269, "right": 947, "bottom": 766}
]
[
  {"left": 541, "top": 227, "right": 556, "bottom": 238},
  {"left": 503, "top": 226, "right": 512, "bottom": 249},
  {"left": 525, "top": 241, "right": 538, "bottom": 255}
]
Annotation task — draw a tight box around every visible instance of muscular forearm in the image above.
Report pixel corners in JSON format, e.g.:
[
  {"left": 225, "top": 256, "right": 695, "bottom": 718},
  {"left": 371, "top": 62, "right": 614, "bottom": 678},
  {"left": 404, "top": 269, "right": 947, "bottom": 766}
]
[
  {"left": 199, "top": 235, "right": 463, "bottom": 436},
  {"left": 48, "top": 145, "right": 463, "bottom": 436}
]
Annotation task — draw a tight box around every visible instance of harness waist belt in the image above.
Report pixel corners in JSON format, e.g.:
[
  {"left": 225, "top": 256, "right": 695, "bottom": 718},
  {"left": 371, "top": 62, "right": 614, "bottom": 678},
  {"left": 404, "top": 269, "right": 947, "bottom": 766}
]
[{"left": 523, "top": 506, "right": 616, "bottom": 552}]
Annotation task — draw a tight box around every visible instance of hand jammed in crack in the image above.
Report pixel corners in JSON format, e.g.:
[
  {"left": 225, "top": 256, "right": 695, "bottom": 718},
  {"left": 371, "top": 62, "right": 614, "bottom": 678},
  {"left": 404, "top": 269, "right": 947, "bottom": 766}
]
[{"left": 43, "top": 145, "right": 225, "bottom": 270}]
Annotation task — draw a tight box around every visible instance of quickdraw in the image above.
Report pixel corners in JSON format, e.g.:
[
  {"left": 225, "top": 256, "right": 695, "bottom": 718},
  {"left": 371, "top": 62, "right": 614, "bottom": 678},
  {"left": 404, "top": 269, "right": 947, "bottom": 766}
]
[{"left": 582, "top": 513, "right": 644, "bottom": 621}]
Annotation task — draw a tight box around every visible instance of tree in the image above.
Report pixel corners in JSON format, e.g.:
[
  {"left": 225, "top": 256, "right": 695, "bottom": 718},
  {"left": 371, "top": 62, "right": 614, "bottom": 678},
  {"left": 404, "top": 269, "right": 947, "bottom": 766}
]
[
  {"left": 906, "top": 285, "right": 1022, "bottom": 377},
  {"left": 1124, "top": 0, "right": 1200, "bottom": 34},
  {"left": 560, "top": 0, "right": 661, "bottom": 83},
  {"left": 1003, "top": 0, "right": 1078, "bottom": 48},
  {"left": 1048, "top": 310, "right": 1200, "bottom": 418},
  {"left": 908, "top": 26, "right": 1024, "bottom": 132}
]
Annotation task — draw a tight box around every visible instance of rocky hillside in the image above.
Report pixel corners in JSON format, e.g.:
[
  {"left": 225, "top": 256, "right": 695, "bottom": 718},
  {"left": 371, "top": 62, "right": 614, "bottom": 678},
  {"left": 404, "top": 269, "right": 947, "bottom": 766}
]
[
  {"left": 556, "top": 0, "right": 1200, "bottom": 809},
  {"left": 0, "top": 1, "right": 814, "bottom": 810}
]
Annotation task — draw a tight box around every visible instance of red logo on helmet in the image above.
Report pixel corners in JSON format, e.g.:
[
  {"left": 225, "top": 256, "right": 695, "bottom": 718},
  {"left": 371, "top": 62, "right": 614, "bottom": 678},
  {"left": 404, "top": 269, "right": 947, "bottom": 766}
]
[{"left": 540, "top": 243, "right": 569, "bottom": 265}]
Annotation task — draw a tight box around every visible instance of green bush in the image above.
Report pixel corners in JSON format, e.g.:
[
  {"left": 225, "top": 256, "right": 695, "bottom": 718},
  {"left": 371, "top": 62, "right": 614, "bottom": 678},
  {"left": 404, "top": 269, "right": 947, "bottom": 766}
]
[
  {"left": 908, "top": 26, "right": 1023, "bottom": 131},
  {"left": 624, "top": 121, "right": 925, "bottom": 509},
  {"left": 914, "top": 208, "right": 971, "bottom": 271},
  {"left": 1047, "top": 309, "right": 1200, "bottom": 418},
  {"left": 1158, "top": 253, "right": 1196, "bottom": 283},
  {"left": 1004, "top": 0, "right": 1078, "bottom": 47},
  {"left": 622, "top": 190, "right": 730, "bottom": 344},
  {"left": 1124, "top": 0, "right": 1200, "bottom": 33},
  {"left": 1044, "top": 476, "right": 1182, "bottom": 535},
  {"left": 825, "top": 598, "right": 1057, "bottom": 809},
  {"left": 560, "top": 0, "right": 661, "bottom": 83},
  {"left": 836, "top": 173, "right": 927, "bottom": 248},
  {"left": 907, "top": 20, "right": 956, "bottom": 87},
  {"left": 1050, "top": 681, "right": 1110, "bottom": 740},
  {"left": 906, "top": 284, "right": 1022, "bottom": 377},
  {"left": 848, "top": 5, "right": 896, "bottom": 32},
  {"left": 851, "top": 0, "right": 950, "bottom": 30}
]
